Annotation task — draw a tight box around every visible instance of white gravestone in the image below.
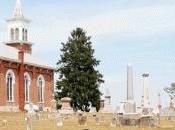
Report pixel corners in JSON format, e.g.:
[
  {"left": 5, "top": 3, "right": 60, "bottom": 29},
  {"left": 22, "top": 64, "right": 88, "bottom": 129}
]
[
  {"left": 95, "top": 116, "right": 100, "bottom": 125},
  {"left": 48, "top": 99, "right": 57, "bottom": 120},
  {"left": 25, "top": 116, "right": 32, "bottom": 130},
  {"left": 24, "top": 103, "right": 39, "bottom": 130},
  {"left": 24, "top": 103, "right": 39, "bottom": 114},
  {"left": 110, "top": 118, "right": 117, "bottom": 127},
  {"left": 56, "top": 113, "right": 63, "bottom": 127}
]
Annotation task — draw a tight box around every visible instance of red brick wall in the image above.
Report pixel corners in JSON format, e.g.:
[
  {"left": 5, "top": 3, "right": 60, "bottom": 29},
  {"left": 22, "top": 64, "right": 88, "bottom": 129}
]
[
  {"left": 0, "top": 61, "right": 5, "bottom": 106},
  {"left": 0, "top": 62, "right": 20, "bottom": 107},
  {"left": 0, "top": 60, "right": 54, "bottom": 111}
]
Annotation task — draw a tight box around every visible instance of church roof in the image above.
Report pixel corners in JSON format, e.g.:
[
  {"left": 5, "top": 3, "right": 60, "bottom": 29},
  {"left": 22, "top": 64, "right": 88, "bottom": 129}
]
[{"left": 0, "top": 43, "right": 55, "bottom": 70}]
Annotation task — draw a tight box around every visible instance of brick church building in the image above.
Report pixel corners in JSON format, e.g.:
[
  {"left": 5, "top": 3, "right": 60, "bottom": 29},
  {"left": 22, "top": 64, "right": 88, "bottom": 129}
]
[{"left": 0, "top": 0, "right": 55, "bottom": 111}]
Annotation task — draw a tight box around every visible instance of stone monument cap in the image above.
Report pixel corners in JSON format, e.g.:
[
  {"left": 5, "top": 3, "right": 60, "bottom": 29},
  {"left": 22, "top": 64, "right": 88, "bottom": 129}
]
[
  {"left": 61, "top": 97, "right": 71, "bottom": 102},
  {"left": 142, "top": 73, "right": 149, "bottom": 77}
]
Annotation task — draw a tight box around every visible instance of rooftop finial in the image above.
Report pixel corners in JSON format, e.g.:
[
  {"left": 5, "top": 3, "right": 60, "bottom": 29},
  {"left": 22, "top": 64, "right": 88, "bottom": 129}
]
[{"left": 13, "top": 0, "right": 23, "bottom": 17}]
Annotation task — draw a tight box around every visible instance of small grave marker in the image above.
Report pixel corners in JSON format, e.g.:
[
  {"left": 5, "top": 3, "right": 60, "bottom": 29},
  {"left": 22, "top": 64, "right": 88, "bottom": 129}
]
[
  {"left": 78, "top": 112, "right": 87, "bottom": 126},
  {"left": 25, "top": 116, "right": 32, "bottom": 130},
  {"left": 110, "top": 118, "right": 117, "bottom": 127},
  {"left": 95, "top": 116, "right": 100, "bottom": 125},
  {"left": 2, "top": 120, "right": 7, "bottom": 126},
  {"left": 24, "top": 102, "right": 38, "bottom": 130}
]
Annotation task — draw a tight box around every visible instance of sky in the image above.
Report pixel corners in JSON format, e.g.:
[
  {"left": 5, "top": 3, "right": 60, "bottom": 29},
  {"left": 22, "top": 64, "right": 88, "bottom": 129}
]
[{"left": 0, "top": 0, "right": 175, "bottom": 109}]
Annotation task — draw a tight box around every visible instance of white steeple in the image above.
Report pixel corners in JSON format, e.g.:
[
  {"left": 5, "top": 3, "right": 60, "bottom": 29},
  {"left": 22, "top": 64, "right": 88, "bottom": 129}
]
[
  {"left": 5, "top": 0, "right": 33, "bottom": 53},
  {"left": 13, "top": 0, "right": 23, "bottom": 18},
  {"left": 6, "top": 0, "right": 31, "bottom": 43}
]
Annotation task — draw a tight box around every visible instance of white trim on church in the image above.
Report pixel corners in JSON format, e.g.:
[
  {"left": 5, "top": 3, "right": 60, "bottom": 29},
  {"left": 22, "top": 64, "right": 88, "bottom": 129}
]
[
  {"left": 24, "top": 72, "right": 31, "bottom": 103},
  {"left": 6, "top": 69, "right": 15, "bottom": 102},
  {"left": 37, "top": 75, "right": 45, "bottom": 103}
]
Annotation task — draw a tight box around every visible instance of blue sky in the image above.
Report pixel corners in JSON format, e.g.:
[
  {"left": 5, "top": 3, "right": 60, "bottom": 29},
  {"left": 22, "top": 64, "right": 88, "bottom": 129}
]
[{"left": 1, "top": 0, "right": 175, "bottom": 108}]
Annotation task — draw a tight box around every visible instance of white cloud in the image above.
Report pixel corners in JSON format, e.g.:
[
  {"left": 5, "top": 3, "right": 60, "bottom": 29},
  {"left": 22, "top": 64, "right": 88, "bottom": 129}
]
[
  {"left": 79, "top": 5, "right": 175, "bottom": 37},
  {"left": 27, "top": 4, "right": 175, "bottom": 46}
]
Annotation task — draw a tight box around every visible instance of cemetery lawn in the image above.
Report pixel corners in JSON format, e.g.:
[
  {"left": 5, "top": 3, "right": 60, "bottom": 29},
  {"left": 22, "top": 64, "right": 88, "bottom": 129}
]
[{"left": 0, "top": 112, "right": 174, "bottom": 130}]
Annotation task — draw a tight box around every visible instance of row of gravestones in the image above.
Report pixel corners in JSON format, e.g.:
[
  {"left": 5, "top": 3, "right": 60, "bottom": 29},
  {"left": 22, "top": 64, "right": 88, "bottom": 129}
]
[
  {"left": 23, "top": 102, "right": 159, "bottom": 130},
  {"left": 24, "top": 106, "right": 120, "bottom": 130},
  {"left": 0, "top": 113, "right": 158, "bottom": 130},
  {"left": 24, "top": 111, "right": 63, "bottom": 130},
  {"left": 78, "top": 113, "right": 160, "bottom": 127},
  {"left": 77, "top": 112, "right": 121, "bottom": 127}
]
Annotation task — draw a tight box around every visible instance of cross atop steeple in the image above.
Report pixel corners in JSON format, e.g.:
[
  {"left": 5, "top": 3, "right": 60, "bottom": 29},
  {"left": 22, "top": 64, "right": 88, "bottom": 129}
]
[{"left": 13, "top": 0, "right": 23, "bottom": 17}]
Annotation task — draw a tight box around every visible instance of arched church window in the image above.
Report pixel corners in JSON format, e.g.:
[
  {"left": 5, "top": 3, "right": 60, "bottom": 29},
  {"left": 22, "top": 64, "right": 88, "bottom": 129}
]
[
  {"left": 22, "top": 28, "right": 25, "bottom": 41},
  {"left": 37, "top": 75, "right": 45, "bottom": 103},
  {"left": 24, "top": 72, "right": 31, "bottom": 102},
  {"left": 15, "top": 28, "right": 19, "bottom": 40},
  {"left": 6, "top": 69, "right": 15, "bottom": 102},
  {"left": 10, "top": 28, "right": 14, "bottom": 41},
  {"left": 25, "top": 29, "right": 28, "bottom": 41}
]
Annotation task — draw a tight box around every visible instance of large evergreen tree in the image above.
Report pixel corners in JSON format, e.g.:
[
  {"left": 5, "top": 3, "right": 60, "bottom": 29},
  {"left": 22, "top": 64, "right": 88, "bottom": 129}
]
[{"left": 55, "top": 28, "right": 104, "bottom": 112}]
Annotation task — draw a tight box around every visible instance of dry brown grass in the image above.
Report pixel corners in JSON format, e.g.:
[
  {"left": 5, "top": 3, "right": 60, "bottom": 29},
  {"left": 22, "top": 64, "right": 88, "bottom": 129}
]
[{"left": 0, "top": 112, "right": 173, "bottom": 130}]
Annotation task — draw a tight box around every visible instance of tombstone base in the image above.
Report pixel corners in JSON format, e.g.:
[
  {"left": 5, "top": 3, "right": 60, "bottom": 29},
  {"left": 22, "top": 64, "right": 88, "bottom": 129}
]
[
  {"left": 60, "top": 97, "right": 74, "bottom": 114},
  {"left": 59, "top": 108, "right": 74, "bottom": 115},
  {"left": 124, "top": 101, "right": 136, "bottom": 113}
]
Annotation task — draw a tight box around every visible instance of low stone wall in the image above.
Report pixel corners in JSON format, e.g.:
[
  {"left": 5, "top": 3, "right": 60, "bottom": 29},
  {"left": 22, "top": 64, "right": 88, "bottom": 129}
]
[
  {"left": 0, "top": 106, "right": 51, "bottom": 112},
  {"left": 0, "top": 106, "right": 19, "bottom": 112}
]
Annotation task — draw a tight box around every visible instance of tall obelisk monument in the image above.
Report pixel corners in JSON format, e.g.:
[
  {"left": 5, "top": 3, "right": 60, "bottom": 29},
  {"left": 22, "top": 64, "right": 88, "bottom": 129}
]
[
  {"left": 124, "top": 64, "right": 136, "bottom": 113},
  {"left": 142, "top": 73, "right": 150, "bottom": 108},
  {"left": 127, "top": 64, "right": 134, "bottom": 101}
]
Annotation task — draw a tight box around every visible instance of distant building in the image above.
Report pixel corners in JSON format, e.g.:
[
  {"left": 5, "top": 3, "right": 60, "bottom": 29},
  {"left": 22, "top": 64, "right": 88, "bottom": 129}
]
[{"left": 0, "top": 0, "right": 54, "bottom": 111}]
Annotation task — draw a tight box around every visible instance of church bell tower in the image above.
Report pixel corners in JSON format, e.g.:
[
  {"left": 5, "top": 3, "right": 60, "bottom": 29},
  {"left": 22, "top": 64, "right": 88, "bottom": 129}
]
[
  {"left": 6, "top": 0, "right": 32, "bottom": 54},
  {"left": 5, "top": 0, "right": 32, "bottom": 112}
]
